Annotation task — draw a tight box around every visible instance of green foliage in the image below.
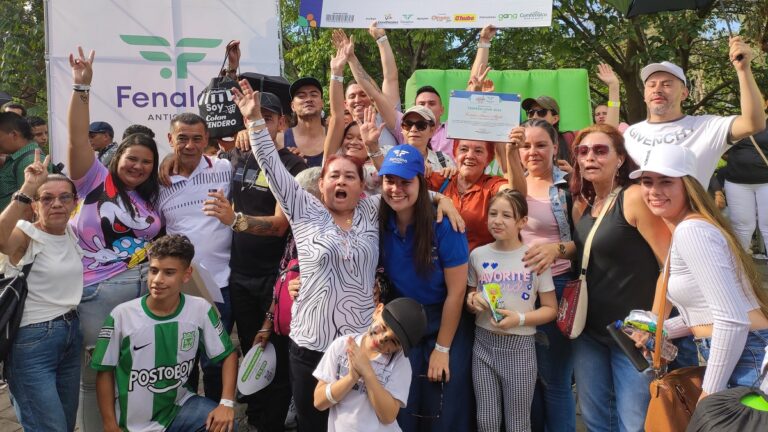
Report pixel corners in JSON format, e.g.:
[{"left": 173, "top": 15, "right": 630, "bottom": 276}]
[{"left": 0, "top": 0, "right": 46, "bottom": 117}]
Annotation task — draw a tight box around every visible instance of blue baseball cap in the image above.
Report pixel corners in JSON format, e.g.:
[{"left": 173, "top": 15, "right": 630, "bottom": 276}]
[
  {"left": 378, "top": 144, "right": 425, "bottom": 180},
  {"left": 89, "top": 121, "right": 114, "bottom": 138}
]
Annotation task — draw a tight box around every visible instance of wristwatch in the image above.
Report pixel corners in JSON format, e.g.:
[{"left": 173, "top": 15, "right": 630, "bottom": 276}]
[
  {"left": 12, "top": 191, "right": 32, "bottom": 205},
  {"left": 231, "top": 212, "right": 249, "bottom": 232},
  {"left": 558, "top": 243, "right": 566, "bottom": 257}
]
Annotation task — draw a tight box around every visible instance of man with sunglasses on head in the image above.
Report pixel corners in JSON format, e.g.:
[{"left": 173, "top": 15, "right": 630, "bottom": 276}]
[
  {"left": 625, "top": 37, "right": 765, "bottom": 186},
  {"left": 522, "top": 96, "right": 575, "bottom": 172}
]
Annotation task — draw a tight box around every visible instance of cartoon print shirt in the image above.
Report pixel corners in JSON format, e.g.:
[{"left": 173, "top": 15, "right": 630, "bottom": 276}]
[
  {"left": 467, "top": 243, "right": 555, "bottom": 336},
  {"left": 71, "top": 160, "right": 162, "bottom": 287}
]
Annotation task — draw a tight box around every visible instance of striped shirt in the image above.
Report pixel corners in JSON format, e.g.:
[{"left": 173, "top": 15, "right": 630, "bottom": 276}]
[
  {"left": 91, "top": 294, "right": 234, "bottom": 431},
  {"left": 250, "top": 128, "right": 379, "bottom": 352}
]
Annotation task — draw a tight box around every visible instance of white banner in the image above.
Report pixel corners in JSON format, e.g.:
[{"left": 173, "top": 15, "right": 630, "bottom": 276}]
[
  {"left": 299, "top": 0, "right": 552, "bottom": 28},
  {"left": 47, "top": 0, "right": 282, "bottom": 165}
]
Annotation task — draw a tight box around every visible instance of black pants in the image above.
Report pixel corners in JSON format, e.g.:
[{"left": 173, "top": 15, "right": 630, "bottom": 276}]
[
  {"left": 289, "top": 340, "right": 328, "bottom": 432},
  {"left": 230, "top": 270, "right": 292, "bottom": 431}
]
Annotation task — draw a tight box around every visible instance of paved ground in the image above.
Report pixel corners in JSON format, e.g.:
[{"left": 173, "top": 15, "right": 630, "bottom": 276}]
[{"left": 1, "top": 261, "right": 766, "bottom": 431}]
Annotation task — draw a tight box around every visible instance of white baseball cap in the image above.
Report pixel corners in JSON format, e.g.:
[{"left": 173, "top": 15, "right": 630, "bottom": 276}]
[
  {"left": 640, "top": 61, "right": 687, "bottom": 86},
  {"left": 629, "top": 144, "right": 696, "bottom": 179}
]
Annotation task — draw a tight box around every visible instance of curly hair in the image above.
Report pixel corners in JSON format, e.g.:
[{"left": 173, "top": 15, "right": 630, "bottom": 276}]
[{"left": 148, "top": 235, "right": 195, "bottom": 267}]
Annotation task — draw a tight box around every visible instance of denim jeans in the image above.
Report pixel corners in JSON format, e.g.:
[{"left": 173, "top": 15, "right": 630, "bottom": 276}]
[
  {"left": 166, "top": 394, "right": 238, "bottom": 432},
  {"left": 6, "top": 314, "right": 82, "bottom": 432},
  {"left": 77, "top": 263, "right": 148, "bottom": 432},
  {"left": 572, "top": 330, "right": 653, "bottom": 432},
  {"left": 695, "top": 328, "right": 768, "bottom": 389},
  {"left": 200, "top": 286, "right": 234, "bottom": 401},
  {"left": 531, "top": 273, "right": 575, "bottom": 432}
]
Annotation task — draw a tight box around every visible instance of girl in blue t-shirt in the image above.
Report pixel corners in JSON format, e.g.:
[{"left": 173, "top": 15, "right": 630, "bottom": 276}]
[
  {"left": 466, "top": 189, "right": 558, "bottom": 432},
  {"left": 377, "top": 144, "right": 473, "bottom": 432}
]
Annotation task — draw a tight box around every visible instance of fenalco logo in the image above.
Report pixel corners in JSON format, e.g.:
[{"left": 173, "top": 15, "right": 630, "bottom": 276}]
[{"left": 120, "top": 35, "right": 223, "bottom": 79}]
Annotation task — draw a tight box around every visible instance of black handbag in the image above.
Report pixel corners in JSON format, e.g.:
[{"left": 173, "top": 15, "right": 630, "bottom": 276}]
[
  {"left": 197, "top": 42, "right": 245, "bottom": 138},
  {"left": 686, "top": 375, "right": 768, "bottom": 431},
  {"left": 0, "top": 262, "right": 32, "bottom": 362}
]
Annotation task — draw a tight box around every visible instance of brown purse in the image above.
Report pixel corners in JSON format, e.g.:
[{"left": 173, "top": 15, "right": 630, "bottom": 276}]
[{"left": 645, "top": 255, "right": 706, "bottom": 432}]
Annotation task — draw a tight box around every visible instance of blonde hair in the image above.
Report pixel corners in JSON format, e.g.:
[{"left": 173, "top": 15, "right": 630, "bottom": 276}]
[{"left": 681, "top": 176, "right": 768, "bottom": 317}]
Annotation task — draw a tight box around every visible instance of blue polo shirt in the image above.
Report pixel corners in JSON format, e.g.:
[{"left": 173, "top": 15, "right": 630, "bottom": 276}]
[{"left": 382, "top": 217, "right": 469, "bottom": 305}]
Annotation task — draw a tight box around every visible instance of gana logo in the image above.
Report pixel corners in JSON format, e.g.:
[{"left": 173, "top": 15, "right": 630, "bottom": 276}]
[{"left": 120, "top": 35, "right": 222, "bottom": 79}]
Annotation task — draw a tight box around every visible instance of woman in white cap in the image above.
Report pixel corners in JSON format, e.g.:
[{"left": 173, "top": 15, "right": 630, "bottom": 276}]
[{"left": 633, "top": 143, "right": 768, "bottom": 398}]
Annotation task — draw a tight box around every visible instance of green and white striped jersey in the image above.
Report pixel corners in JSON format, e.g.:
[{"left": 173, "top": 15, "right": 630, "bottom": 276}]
[{"left": 91, "top": 294, "right": 234, "bottom": 432}]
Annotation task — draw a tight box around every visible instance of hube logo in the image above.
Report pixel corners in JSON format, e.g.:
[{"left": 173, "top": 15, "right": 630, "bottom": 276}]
[{"left": 120, "top": 35, "right": 222, "bottom": 79}]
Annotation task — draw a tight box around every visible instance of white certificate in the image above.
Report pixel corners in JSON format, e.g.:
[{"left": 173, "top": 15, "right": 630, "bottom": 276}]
[
  {"left": 447, "top": 91, "right": 521, "bottom": 142},
  {"left": 298, "top": 0, "right": 553, "bottom": 29}
]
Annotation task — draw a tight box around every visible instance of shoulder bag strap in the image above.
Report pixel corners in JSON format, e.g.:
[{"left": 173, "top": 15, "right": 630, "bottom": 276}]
[
  {"left": 749, "top": 135, "right": 768, "bottom": 167},
  {"left": 578, "top": 187, "right": 621, "bottom": 281},
  {"left": 652, "top": 252, "right": 672, "bottom": 371}
]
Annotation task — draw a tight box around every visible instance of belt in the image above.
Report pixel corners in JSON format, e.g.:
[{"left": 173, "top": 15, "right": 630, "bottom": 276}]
[{"left": 51, "top": 310, "right": 78, "bottom": 322}]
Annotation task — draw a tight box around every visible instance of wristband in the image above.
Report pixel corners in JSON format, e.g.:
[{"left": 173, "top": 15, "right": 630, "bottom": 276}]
[
  {"left": 73, "top": 84, "right": 91, "bottom": 92},
  {"left": 478, "top": 42, "right": 491, "bottom": 49},
  {"left": 434, "top": 343, "right": 450, "bottom": 353},
  {"left": 247, "top": 118, "right": 266, "bottom": 130},
  {"left": 367, "top": 149, "right": 383, "bottom": 159},
  {"left": 12, "top": 191, "right": 33, "bottom": 205},
  {"left": 607, "top": 100, "right": 621, "bottom": 108},
  {"left": 517, "top": 312, "right": 526, "bottom": 327},
  {"left": 257, "top": 328, "right": 272, "bottom": 334},
  {"left": 325, "top": 383, "right": 339, "bottom": 405},
  {"left": 219, "top": 399, "right": 235, "bottom": 408},
  {"left": 376, "top": 35, "right": 388, "bottom": 44},
  {"left": 331, "top": 75, "right": 344, "bottom": 84}
]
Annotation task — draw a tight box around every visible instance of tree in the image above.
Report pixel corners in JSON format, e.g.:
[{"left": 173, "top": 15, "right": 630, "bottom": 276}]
[{"left": 0, "top": 0, "right": 46, "bottom": 116}]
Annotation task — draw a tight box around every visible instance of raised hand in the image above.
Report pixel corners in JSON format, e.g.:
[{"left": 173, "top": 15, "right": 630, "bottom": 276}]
[
  {"left": 331, "top": 30, "right": 349, "bottom": 74},
  {"left": 596, "top": 63, "right": 619, "bottom": 87},
  {"left": 226, "top": 40, "right": 241, "bottom": 71},
  {"left": 69, "top": 46, "right": 95, "bottom": 85},
  {"left": 334, "top": 29, "right": 356, "bottom": 60},
  {"left": 467, "top": 63, "right": 491, "bottom": 92},
  {"left": 479, "top": 25, "right": 497, "bottom": 43},
  {"left": 231, "top": 79, "right": 262, "bottom": 122},
  {"left": 21, "top": 149, "right": 51, "bottom": 195},
  {"left": 360, "top": 106, "right": 384, "bottom": 147},
  {"left": 729, "top": 36, "right": 753, "bottom": 71},
  {"left": 368, "top": 21, "right": 386, "bottom": 39},
  {"left": 508, "top": 126, "right": 525, "bottom": 147}
]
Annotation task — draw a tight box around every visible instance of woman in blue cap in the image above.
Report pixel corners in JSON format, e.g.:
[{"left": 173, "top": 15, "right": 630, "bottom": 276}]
[{"left": 377, "top": 144, "right": 474, "bottom": 431}]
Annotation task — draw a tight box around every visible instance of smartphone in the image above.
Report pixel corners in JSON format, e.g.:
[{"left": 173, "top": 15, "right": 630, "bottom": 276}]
[{"left": 606, "top": 321, "right": 649, "bottom": 372}]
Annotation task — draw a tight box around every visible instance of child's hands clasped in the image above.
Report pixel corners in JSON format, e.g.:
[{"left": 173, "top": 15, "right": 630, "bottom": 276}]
[
  {"left": 491, "top": 308, "right": 522, "bottom": 331},
  {"left": 466, "top": 291, "right": 489, "bottom": 314},
  {"left": 346, "top": 337, "right": 371, "bottom": 380}
]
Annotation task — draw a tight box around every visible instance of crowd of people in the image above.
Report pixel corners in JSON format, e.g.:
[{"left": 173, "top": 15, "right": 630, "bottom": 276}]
[{"left": 0, "top": 22, "right": 767, "bottom": 432}]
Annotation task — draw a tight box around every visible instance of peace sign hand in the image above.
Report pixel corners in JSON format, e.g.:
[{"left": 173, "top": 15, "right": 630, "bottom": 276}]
[
  {"left": 69, "top": 46, "right": 95, "bottom": 85},
  {"left": 231, "top": 79, "right": 262, "bottom": 123},
  {"left": 21, "top": 149, "right": 51, "bottom": 196}
]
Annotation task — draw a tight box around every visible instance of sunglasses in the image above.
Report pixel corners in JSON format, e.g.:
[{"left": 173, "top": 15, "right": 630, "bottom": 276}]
[
  {"left": 401, "top": 120, "right": 431, "bottom": 131},
  {"left": 575, "top": 144, "right": 611, "bottom": 157},
  {"left": 527, "top": 108, "right": 554, "bottom": 118}
]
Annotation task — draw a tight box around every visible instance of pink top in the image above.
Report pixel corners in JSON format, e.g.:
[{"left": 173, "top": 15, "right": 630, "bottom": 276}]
[
  {"left": 70, "top": 160, "right": 162, "bottom": 287},
  {"left": 521, "top": 195, "right": 571, "bottom": 276}
]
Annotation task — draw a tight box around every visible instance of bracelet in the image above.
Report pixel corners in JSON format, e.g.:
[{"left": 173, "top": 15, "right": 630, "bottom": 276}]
[
  {"left": 517, "top": 312, "right": 526, "bottom": 327},
  {"left": 73, "top": 84, "right": 91, "bottom": 92},
  {"left": 257, "top": 328, "right": 272, "bottom": 334},
  {"left": 367, "top": 149, "right": 383, "bottom": 158},
  {"left": 219, "top": 399, "right": 235, "bottom": 408},
  {"left": 265, "top": 311, "right": 274, "bottom": 322},
  {"left": 331, "top": 75, "right": 344, "bottom": 84},
  {"left": 325, "top": 383, "right": 339, "bottom": 405},
  {"left": 478, "top": 42, "right": 491, "bottom": 49},
  {"left": 376, "top": 35, "right": 388, "bottom": 44},
  {"left": 607, "top": 100, "right": 621, "bottom": 108},
  {"left": 558, "top": 243, "right": 566, "bottom": 257},
  {"left": 12, "top": 191, "right": 33, "bottom": 205},
  {"left": 434, "top": 343, "right": 450, "bottom": 353},
  {"left": 229, "top": 212, "right": 240, "bottom": 229},
  {"left": 247, "top": 118, "right": 266, "bottom": 129}
]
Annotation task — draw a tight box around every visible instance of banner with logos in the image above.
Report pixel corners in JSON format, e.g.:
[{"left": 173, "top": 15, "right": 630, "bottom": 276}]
[
  {"left": 298, "top": 0, "right": 552, "bottom": 28},
  {"left": 47, "top": 0, "right": 282, "bottom": 164}
]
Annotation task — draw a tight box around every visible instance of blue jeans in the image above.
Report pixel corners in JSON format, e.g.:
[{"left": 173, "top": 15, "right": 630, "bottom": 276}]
[
  {"left": 695, "top": 329, "right": 768, "bottom": 389},
  {"left": 572, "top": 330, "right": 653, "bottom": 432},
  {"left": 531, "top": 273, "right": 575, "bottom": 432},
  {"left": 77, "top": 263, "right": 148, "bottom": 432},
  {"left": 200, "top": 286, "right": 234, "bottom": 401},
  {"left": 166, "top": 394, "right": 238, "bottom": 432},
  {"left": 6, "top": 314, "right": 82, "bottom": 432}
]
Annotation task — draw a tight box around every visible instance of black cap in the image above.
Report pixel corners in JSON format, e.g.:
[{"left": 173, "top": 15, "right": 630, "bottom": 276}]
[
  {"left": 382, "top": 298, "right": 427, "bottom": 357},
  {"left": 289, "top": 77, "right": 323, "bottom": 99},
  {"left": 89, "top": 121, "right": 114, "bottom": 137},
  {"left": 260, "top": 92, "right": 283, "bottom": 115}
]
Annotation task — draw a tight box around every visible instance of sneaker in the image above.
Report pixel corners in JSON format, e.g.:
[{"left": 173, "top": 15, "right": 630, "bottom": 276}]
[
  {"left": 284, "top": 398, "right": 297, "bottom": 429},
  {"left": 753, "top": 253, "right": 768, "bottom": 260}
]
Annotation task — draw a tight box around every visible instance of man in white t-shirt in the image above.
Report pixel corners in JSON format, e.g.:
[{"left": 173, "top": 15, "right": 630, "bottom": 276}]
[
  {"left": 157, "top": 113, "right": 234, "bottom": 402},
  {"left": 624, "top": 37, "right": 765, "bottom": 186}
]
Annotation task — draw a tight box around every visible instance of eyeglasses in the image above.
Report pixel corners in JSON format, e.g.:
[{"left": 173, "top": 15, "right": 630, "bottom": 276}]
[
  {"left": 37, "top": 193, "right": 75, "bottom": 207},
  {"left": 527, "top": 108, "right": 554, "bottom": 118},
  {"left": 575, "top": 144, "right": 611, "bottom": 157},
  {"left": 409, "top": 373, "right": 445, "bottom": 419},
  {"left": 401, "top": 120, "right": 431, "bottom": 131}
]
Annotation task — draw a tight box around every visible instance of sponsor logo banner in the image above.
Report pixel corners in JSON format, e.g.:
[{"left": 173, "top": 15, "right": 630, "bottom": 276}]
[{"left": 299, "top": 0, "right": 552, "bottom": 29}]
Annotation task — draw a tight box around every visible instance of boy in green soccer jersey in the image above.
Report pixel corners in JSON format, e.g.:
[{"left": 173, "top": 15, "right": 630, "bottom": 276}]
[{"left": 91, "top": 235, "right": 238, "bottom": 432}]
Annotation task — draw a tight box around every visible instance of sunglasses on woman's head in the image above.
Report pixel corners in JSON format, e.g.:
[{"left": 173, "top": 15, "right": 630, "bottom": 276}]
[
  {"left": 527, "top": 108, "right": 554, "bottom": 118},
  {"left": 401, "top": 120, "right": 431, "bottom": 131},
  {"left": 575, "top": 144, "right": 611, "bottom": 157}
]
